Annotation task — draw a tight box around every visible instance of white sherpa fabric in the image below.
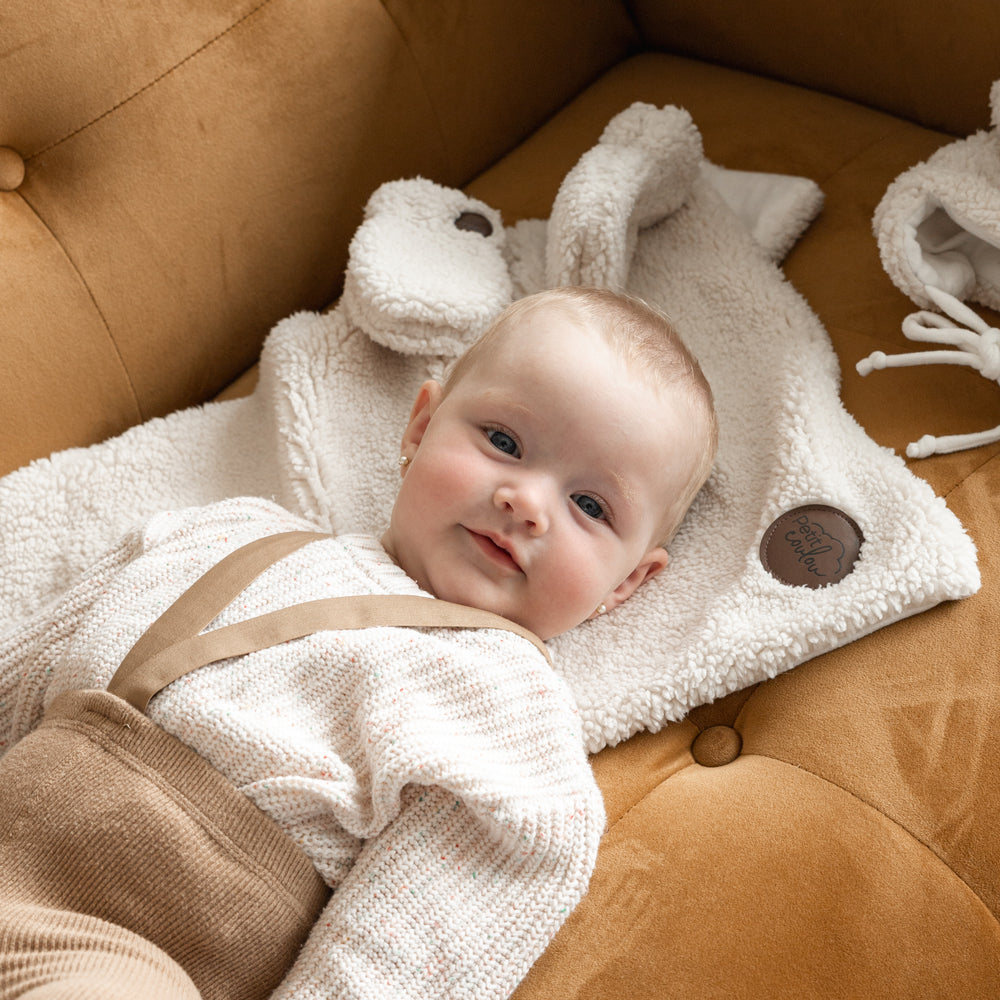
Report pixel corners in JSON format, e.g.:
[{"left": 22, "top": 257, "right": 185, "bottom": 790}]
[
  {"left": 874, "top": 79, "right": 1000, "bottom": 312},
  {"left": 703, "top": 162, "right": 826, "bottom": 264},
  {"left": 342, "top": 179, "right": 512, "bottom": 357},
  {"left": 862, "top": 78, "right": 1000, "bottom": 458},
  {"left": 546, "top": 104, "right": 704, "bottom": 289},
  {"left": 0, "top": 103, "right": 979, "bottom": 753}
]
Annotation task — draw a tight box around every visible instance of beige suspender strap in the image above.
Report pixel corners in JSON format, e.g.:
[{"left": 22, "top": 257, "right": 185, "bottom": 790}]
[
  {"left": 113, "top": 594, "right": 552, "bottom": 713},
  {"left": 108, "top": 532, "right": 551, "bottom": 713},
  {"left": 109, "top": 530, "right": 327, "bottom": 706}
]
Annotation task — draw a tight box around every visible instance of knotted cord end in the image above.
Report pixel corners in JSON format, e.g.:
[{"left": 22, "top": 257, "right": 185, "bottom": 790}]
[{"left": 857, "top": 286, "right": 1000, "bottom": 457}]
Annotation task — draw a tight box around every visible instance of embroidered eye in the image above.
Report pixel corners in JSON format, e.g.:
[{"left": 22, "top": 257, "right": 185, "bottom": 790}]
[
  {"left": 573, "top": 494, "right": 606, "bottom": 520},
  {"left": 487, "top": 429, "right": 520, "bottom": 457}
]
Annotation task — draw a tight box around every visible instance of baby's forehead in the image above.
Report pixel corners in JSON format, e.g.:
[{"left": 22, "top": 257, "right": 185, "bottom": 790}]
[
  {"left": 483, "top": 312, "right": 617, "bottom": 376},
  {"left": 472, "top": 323, "right": 686, "bottom": 420}
]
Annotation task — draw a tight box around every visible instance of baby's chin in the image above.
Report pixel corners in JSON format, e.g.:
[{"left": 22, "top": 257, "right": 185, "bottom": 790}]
[
  {"left": 482, "top": 605, "right": 584, "bottom": 643},
  {"left": 421, "top": 577, "right": 577, "bottom": 642},
  {"left": 382, "top": 534, "right": 588, "bottom": 641}
]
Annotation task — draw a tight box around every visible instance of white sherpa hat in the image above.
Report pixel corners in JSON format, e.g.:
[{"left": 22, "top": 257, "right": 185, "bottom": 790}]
[{"left": 873, "top": 81, "right": 1000, "bottom": 313}]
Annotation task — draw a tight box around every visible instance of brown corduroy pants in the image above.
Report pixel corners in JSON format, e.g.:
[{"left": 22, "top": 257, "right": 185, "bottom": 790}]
[{"left": 0, "top": 689, "right": 330, "bottom": 1000}]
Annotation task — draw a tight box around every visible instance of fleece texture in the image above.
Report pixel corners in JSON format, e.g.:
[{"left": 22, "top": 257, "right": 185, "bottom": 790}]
[
  {"left": 860, "top": 78, "right": 1000, "bottom": 458},
  {"left": 874, "top": 79, "right": 1000, "bottom": 313},
  {"left": 0, "top": 103, "right": 980, "bottom": 753}
]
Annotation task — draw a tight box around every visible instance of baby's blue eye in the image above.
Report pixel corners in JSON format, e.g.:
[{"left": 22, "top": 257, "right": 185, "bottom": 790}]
[
  {"left": 573, "top": 494, "right": 606, "bottom": 520},
  {"left": 487, "top": 429, "right": 519, "bottom": 457}
]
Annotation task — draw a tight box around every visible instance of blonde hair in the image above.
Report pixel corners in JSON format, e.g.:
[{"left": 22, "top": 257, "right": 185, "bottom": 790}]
[{"left": 445, "top": 287, "right": 718, "bottom": 543}]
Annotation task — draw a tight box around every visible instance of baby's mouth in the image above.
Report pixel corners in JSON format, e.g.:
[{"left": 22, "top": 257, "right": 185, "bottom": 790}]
[{"left": 466, "top": 528, "right": 522, "bottom": 573}]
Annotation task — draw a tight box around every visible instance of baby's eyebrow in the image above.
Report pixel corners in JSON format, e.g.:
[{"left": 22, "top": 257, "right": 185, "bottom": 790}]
[
  {"left": 608, "top": 469, "right": 638, "bottom": 509},
  {"left": 479, "top": 390, "right": 536, "bottom": 423}
]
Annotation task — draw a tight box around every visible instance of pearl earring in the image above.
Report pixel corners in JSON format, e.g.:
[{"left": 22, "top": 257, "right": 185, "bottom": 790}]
[
  {"left": 398, "top": 455, "right": 410, "bottom": 469},
  {"left": 596, "top": 603, "right": 607, "bottom": 616}
]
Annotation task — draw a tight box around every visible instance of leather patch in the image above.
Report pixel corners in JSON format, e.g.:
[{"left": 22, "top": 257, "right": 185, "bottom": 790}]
[{"left": 760, "top": 505, "right": 864, "bottom": 588}]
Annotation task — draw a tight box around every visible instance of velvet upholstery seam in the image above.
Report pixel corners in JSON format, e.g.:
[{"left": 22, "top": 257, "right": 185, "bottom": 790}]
[
  {"left": 599, "top": 727, "right": 698, "bottom": 835},
  {"left": 603, "top": 745, "right": 999, "bottom": 931},
  {"left": 13, "top": 190, "right": 143, "bottom": 422},
  {"left": 25, "top": 0, "right": 277, "bottom": 161},
  {"left": 619, "top": 1, "right": 643, "bottom": 47},
  {"left": 938, "top": 446, "right": 1000, "bottom": 500},
  {"left": 809, "top": 116, "right": 941, "bottom": 189},
  {"left": 750, "top": 752, "right": 1000, "bottom": 929},
  {"left": 375, "top": 1, "right": 455, "bottom": 179}
]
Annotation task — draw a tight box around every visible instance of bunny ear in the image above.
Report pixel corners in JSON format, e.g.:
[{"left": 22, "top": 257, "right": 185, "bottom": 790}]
[
  {"left": 545, "top": 103, "right": 703, "bottom": 289},
  {"left": 341, "top": 178, "right": 512, "bottom": 358}
]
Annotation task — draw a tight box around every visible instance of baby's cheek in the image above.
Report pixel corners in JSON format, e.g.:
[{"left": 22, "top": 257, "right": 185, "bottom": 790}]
[
  {"left": 421, "top": 466, "right": 469, "bottom": 512},
  {"left": 551, "top": 552, "right": 608, "bottom": 616},
  {"left": 428, "top": 445, "right": 486, "bottom": 495},
  {"left": 412, "top": 447, "right": 463, "bottom": 493}
]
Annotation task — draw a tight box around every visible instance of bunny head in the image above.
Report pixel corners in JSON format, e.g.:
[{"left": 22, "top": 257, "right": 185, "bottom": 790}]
[
  {"left": 341, "top": 105, "right": 706, "bottom": 364},
  {"left": 340, "top": 177, "right": 513, "bottom": 358}
]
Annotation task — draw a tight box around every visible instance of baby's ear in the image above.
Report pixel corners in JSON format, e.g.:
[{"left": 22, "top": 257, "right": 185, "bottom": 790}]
[
  {"left": 604, "top": 546, "right": 670, "bottom": 613},
  {"left": 400, "top": 380, "right": 444, "bottom": 462},
  {"left": 342, "top": 178, "right": 513, "bottom": 358}
]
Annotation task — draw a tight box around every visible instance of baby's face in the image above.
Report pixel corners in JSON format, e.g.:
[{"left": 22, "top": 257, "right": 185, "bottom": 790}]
[{"left": 382, "top": 305, "right": 696, "bottom": 639}]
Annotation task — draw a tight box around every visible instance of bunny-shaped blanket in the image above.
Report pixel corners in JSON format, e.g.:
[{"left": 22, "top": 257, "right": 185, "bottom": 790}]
[{"left": 0, "top": 104, "right": 979, "bottom": 752}]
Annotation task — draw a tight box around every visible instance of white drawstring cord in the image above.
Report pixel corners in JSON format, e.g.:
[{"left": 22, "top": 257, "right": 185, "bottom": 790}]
[{"left": 856, "top": 286, "right": 1000, "bottom": 458}]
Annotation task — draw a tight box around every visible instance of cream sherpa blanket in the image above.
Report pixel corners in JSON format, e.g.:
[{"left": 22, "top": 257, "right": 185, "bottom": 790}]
[{"left": 0, "top": 104, "right": 979, "bottom": 753}]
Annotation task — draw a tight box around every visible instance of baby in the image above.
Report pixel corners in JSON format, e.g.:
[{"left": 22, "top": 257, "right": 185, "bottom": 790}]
[
  {"left": 0, "top": 287, "right": 716, "bottom": 1000},
  {"left": 385, "top": 285, "right": 718, "bottom": 640}
]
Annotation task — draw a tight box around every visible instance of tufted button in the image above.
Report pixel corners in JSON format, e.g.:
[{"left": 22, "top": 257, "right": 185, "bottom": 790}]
[
  {"left": 454, "top": 211, "right": 493, "bottom": 237},
  {"left": 0, "top": 147, "right": 25, "bottom": 191},
  {"left": 691, "top": 725, "right": 742, "bottom": 767}
]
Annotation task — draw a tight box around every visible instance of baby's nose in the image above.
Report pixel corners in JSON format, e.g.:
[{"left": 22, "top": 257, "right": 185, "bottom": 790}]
[{"left": 494, "top": 482, "right": 550, "bottom": 536}]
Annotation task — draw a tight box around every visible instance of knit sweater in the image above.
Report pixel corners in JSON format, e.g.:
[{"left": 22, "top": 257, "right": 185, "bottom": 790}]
[{"left": 0, "top": 496, "right": 604, "bottom": 1000}]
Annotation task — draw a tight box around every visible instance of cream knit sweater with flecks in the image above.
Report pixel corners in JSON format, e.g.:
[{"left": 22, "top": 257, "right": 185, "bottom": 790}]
[{"left": 0, "top": 496, "right": 604, "bottom": 1000}]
